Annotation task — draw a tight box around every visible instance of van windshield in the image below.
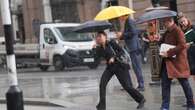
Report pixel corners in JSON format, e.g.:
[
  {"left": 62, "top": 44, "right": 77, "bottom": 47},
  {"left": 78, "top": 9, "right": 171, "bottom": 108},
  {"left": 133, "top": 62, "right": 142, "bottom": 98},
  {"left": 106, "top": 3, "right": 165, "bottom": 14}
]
[{"left": 55, "top": 27, "right": 93, "bottom": 42}]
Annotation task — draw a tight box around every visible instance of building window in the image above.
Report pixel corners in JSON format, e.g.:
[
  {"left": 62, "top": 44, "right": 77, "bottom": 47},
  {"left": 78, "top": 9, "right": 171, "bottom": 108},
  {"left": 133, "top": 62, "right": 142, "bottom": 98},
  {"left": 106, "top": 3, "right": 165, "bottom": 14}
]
[
  {"left": 106, "top": 0, "right": 118, "bottom": 7},
  {"left": 50, "top": 0, "right": 80, "bottom": 22}
]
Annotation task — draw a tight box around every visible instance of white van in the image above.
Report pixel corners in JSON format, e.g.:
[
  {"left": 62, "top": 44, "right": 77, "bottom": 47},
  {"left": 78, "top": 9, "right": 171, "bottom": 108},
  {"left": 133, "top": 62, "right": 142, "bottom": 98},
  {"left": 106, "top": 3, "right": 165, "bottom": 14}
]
[{"left": 0, "top": 23, "right": 100, "bottom": 71}]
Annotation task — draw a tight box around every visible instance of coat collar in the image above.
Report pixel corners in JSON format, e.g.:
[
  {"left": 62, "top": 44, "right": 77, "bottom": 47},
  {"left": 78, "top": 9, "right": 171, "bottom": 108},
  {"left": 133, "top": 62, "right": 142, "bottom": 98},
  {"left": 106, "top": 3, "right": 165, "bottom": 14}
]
[{"left": 167, "top": 24, "right": 177, "bottom": 33}]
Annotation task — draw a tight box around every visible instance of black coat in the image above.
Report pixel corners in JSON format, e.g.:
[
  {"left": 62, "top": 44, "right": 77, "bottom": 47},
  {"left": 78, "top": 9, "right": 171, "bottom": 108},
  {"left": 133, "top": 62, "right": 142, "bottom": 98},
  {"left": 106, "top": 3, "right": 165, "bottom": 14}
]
[
  {"left": 185, "top": 25, "right": 195, "bottom": 75},
  {"left": 93, "top": 40, "right": 129, "bottom": 69},
  {"left": 187, "top": 25, "right": 195, "bottom": 75}
]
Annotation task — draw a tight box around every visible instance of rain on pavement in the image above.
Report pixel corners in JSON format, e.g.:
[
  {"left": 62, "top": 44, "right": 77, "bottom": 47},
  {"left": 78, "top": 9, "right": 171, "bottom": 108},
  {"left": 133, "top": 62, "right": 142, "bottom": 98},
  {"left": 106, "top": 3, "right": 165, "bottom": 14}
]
[{"left": 0, "top": 64, "right": 195, "bottom": 110}]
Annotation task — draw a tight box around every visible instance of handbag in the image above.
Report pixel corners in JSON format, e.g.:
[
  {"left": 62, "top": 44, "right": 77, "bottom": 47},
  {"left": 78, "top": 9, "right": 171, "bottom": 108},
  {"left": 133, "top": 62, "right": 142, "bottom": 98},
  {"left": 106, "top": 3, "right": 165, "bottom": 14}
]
[{"left": 109, "top": 44, "right": 131, "bottom": 65}]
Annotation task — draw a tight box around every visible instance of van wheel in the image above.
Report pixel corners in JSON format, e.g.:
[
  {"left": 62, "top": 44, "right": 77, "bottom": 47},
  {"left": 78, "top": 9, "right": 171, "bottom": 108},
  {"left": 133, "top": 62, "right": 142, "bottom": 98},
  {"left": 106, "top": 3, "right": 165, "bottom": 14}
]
[
  {"left": 40, "top": 65, "right": 49, "bottom": 71},
  {"left": 53, "top": 56, "right": 64, "bottom": 71}
]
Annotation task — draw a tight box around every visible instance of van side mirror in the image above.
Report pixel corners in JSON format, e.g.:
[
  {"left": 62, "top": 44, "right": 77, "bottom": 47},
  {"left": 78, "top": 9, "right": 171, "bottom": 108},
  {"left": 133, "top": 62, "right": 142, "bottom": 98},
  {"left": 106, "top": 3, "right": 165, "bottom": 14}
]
[{"left": 47, "top": 38, "right": 57, "bottom": 44}]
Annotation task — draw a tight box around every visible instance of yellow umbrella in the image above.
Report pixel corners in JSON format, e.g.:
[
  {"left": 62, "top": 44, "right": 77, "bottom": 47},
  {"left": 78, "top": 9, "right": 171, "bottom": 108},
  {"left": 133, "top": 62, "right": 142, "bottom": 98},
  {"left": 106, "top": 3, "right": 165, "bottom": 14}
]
[{"left": 94, "top": 6, "right": 135, "bottom": 21}]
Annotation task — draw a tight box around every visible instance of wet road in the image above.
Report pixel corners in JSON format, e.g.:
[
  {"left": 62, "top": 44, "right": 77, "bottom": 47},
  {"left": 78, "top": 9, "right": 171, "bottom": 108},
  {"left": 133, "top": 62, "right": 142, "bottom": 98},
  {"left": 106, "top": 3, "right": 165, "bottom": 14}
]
[{"left": 0, "top": 64, "right": 195, "bottom": 110}]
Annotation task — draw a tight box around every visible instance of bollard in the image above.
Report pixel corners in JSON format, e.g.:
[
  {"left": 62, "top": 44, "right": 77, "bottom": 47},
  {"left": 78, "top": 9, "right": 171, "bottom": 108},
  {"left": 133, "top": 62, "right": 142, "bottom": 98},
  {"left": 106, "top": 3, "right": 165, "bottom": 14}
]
[
  {"left": 0, "top": 0, "right": 24, "bottom": 110},
  {"left": 6, "top": 86, "right": 24, "bottom": 110}
]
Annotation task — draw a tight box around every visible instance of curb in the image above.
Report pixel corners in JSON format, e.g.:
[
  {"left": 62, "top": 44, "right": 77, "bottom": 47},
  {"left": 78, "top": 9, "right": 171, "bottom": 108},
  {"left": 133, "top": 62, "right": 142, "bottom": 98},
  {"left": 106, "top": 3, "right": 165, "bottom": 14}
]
[{"left": 0, "top": 98, "right": 64, "bottom": 107}]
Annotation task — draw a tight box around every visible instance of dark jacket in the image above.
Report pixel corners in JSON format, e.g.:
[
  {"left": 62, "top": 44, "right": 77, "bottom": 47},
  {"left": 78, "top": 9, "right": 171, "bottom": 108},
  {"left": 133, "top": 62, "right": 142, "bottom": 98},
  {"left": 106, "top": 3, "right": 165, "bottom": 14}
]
[
  {"left": 183, "top": 25, "right": 195, "bottom": 75},
  {"left": 192, "top": 25, "right": 195, "bottom": 31},
  {"left": 183, "top": 25, "right": 195, "bottom": 43},
  {"left": 122, "top": 17, "right": 141, "bottom": 53},
  {"left": 161, "top": 24, "right": 190, "bottom": 78},
  {"left": 190, "top": 25, "right": 195, "bottom": 43},
  {"left": 93, "top": 40, "right": 127, "bottom": 68}
]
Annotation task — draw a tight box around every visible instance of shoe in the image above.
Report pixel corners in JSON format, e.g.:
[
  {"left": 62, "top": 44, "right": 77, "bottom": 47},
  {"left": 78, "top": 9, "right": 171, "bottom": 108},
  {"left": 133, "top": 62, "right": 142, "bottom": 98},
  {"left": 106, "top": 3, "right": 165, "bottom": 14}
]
[
  {"left": 137, "top": 99, "right": 146, "bottom": 109},
  {"left": 136, "top": 87, "right": 145, "bottom": 92},
  {"left": 182, "top": 101, "right": 195, "bottom": 107},
  {"left": 96, "top": 103, "right": 105, "bottom": 110}
]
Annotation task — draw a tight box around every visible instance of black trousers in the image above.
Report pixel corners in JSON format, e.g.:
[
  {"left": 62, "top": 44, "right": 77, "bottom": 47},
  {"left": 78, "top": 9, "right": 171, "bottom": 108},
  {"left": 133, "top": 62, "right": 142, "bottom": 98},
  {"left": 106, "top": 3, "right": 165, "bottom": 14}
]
[{"left": 97, "top": 63, "right": 144, "bottom": 108}]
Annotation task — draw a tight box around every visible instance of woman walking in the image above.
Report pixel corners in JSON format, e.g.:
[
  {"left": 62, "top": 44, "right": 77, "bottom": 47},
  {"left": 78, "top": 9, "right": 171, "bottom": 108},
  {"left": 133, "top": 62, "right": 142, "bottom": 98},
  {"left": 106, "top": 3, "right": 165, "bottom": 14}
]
[
  {"left": 177, "top": 12, "right": 195, "bottom": 78},
  {"left": 93, "top": 31, "right": 145, "bottom": 110}
]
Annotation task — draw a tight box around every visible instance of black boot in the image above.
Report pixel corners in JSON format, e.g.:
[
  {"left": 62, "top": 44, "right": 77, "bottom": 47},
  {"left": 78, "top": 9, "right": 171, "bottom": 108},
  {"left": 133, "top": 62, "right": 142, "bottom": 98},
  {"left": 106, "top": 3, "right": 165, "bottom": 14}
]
[{"left": 137, "top": 98, "right": 146, "bottom": 109}]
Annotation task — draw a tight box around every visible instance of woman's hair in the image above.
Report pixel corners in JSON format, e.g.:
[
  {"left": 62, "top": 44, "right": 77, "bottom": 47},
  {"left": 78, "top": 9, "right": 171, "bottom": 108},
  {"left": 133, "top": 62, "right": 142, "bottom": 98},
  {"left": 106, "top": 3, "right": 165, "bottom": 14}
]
[
  {"left": 177, "top": 12, "right": 192, "bottom": 30},
  {"left": 177, "top": 12, "right": 185, "bottom": 20}
]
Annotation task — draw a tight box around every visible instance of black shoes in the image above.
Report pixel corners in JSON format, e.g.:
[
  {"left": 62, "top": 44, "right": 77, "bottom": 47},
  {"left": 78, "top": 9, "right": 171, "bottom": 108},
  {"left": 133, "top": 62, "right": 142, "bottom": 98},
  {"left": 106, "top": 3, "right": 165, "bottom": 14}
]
[{"left": 137, "top": 99, "right": 146, "bottom": 109}]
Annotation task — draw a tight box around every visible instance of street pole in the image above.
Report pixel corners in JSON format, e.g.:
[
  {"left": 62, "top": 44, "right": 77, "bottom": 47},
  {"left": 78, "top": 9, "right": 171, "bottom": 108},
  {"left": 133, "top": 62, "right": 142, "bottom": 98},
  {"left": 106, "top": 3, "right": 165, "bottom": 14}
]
[
  {"left": 128, "top": 0, "right": 134, "bottom": 19},
  {"left": 0, "top": 0, "right": 24, "bottom": 110},
  {"left": 169, "top": 0, "right": 178, "bottom": 12},
  {"left": 169, "top": 0, "right": 178, "bottom": 24}
]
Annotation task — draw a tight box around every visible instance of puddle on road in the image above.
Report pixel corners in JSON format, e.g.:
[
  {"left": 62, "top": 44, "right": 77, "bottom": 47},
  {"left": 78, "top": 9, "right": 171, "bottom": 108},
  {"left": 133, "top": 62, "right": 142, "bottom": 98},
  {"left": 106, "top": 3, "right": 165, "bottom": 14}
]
[{"left": 0, "top": 68, "right": 195, "bottom": 110}]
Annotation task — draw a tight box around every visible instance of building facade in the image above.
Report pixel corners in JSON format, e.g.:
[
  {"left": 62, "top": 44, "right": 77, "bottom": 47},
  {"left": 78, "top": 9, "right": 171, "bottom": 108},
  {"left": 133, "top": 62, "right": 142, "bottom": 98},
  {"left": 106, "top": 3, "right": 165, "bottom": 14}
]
[
  {"left": 0, "top": 0, "right": 195, "bottom": 43},
  {"left": 0, "top": 0, "right": 101, "bottom": 43},
  {"left": 22, "top": 0, "right": 101, "bottom": 43}
]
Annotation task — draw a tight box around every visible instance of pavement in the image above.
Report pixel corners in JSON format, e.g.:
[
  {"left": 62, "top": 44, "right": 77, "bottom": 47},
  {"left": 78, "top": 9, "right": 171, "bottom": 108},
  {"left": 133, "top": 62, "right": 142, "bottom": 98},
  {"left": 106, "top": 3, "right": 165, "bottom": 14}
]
[{"left": 0, "top": 64, "right": 195, "bottom": 110}]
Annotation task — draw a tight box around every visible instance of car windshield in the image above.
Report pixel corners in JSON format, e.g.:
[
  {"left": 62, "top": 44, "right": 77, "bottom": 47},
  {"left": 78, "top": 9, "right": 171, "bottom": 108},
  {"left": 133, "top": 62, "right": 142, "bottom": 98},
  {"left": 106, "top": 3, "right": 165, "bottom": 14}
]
[{"left": 55, "top": 27, "right": 93, "bottom": 42}]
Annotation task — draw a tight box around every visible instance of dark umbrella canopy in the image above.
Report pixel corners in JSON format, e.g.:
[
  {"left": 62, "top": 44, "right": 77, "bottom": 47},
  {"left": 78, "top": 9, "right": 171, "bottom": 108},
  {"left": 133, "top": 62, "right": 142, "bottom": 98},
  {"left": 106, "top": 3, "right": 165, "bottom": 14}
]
[
  {"left": 136, "top": 9, "right": 177, "bottom": 24},
  {"left": 73, "top": 20, "right": 112, "bottom": 33}
]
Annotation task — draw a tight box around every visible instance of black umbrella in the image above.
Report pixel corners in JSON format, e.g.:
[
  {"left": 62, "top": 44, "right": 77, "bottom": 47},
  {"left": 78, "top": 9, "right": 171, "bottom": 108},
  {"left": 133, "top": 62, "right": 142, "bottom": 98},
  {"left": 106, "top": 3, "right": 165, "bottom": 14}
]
[
  {"left": 136, "top": 9, "right": 177, "bottom": 24},
  {"left": 73, "top": 20, "right": 112, "bottom": 33}
]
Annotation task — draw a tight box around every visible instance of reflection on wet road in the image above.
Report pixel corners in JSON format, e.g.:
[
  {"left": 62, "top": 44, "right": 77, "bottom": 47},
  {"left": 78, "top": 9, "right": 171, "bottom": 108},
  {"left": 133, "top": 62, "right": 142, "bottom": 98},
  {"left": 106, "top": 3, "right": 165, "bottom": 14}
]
[{"left": 0, "top": 65, "right": 195, "bottom": 110}]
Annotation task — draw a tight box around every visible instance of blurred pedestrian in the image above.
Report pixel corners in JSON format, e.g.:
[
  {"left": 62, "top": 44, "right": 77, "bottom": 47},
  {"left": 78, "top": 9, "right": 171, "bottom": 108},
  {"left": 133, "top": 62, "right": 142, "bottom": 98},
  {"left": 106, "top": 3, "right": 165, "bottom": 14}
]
[
  {"left": 177, "top": 12, "right": 195, "bottom": 80},
  {"left": 139, "top": 30, "right": 149, "bottom": 64},
  {"left": 116, "top": 15, "right": 145, "bottom": 91},
  {"left": 160, "top": 17, "right": 194, "bottom": 110},
  {"left": 93, "top": 31, "right": 145, "bottom": 110}
]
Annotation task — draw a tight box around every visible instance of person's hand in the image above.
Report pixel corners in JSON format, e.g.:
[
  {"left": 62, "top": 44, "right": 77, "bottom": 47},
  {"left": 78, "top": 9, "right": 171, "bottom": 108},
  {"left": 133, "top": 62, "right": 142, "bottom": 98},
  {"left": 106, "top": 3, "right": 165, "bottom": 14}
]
[
  {"left": 142, "top": 37, "right": 149, "bottom": 42},
  {"left": 160, "top": 51, "right": 168, "bottom": 58},
  {"left": 108, "top": 57, "right": 115, "bottom": 64},
  {"left": 92, "top": 43, "right": 97, "bottom": 48},
  {"left": 186, "top": 42, "right": 193, "bottom": 49},
  {"left": 116, "top": 32, "right": 122, "bottom": 40},
  {"left": 186, "top": 43, "right": 190, "bottom": 49},
  {"left": 154, "top": 34, "right": 160, "bottom": 41}
]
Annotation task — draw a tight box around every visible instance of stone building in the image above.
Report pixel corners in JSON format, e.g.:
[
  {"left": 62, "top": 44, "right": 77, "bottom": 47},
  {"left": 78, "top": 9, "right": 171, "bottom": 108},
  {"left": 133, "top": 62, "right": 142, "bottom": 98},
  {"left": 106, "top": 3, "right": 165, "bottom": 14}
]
[
  {"left": 0, "top": 0, "right": 101, "bottom": 43},
  {"left": 22, "top": 0, "right": 101, "bottom": 43},
  {"left": 0, "top": 0, "right": 195, "bottom": 43}
]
